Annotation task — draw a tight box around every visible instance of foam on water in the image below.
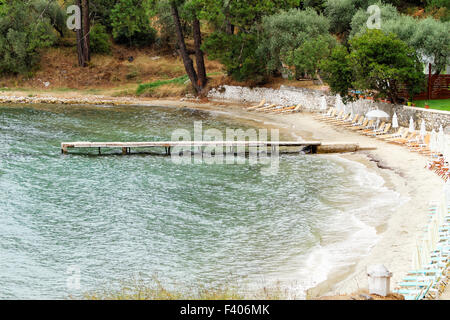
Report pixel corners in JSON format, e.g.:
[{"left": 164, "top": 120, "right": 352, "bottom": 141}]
[{"left": 256, "top": 153, "right": 405, "bottom": 298}]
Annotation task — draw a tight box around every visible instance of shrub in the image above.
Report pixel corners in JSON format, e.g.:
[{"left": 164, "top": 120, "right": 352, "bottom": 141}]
[
  {"left": 324, "top": 0, "right": 373, "bottom": 36},
  {"left": 284, "top": 34, "right": 337, "bottom": 81},
  {"left": 90, "top": 24, "right": 112, "bottom": 54},
  {"left": 349, "top": 29, "right": 425, "bottom": 103},
  {"left": 0, "top": 1, "right": 55, "bottom": 74},
  {"left": 203, "top": 32, "right": 267, "bottom": 83},
  {"left": 111, "top": 0, "right": 157, "bottom": 47},
  {"left": 320, "top": 45, "right": 355, "bottom": 102}
]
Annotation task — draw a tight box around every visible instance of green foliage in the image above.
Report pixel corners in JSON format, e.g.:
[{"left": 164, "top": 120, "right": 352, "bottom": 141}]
[
  {"left": 427, "top": 0, "right": 450, "bottom": 19},
  {"left": 193, "top": 0, "right": 303, "bottom": 82},
  {"left": 302, "top": 0, "right": 327, "bottom": 12},
  {"left": 151, "top": 0, "right": 177, "bottom": 47},
  {"left": 195, "top": 0, "right": 302, "bottom": 31},
  {"left": 136, "top": 75, "right": 189, "bottom": 95},
  {"left": 111, "top": 0, "right": 157, "bottom": 47},
  {"left": 0, "top": 1, "right": 56, "bottom": 74},
  {"left": 351, "top": 4, "right": 450, "bottom": 75},
  {"left": 31, "top": 0, "right": 67, "bottom": 37},
  {"left": 203, "top": 32, "right": 267, "bottom": 82},
  {"left": 349, "top": 29, "right": 425, "bottom": 102},
  {"left": 350, "top": 2, "right": 400, "bottom": 38},
  {"left": 320, "top": 45, "right": 355, "bottom": 101},
  {"left": 284, "top": 35, "right": 337, "bottom": 79},
  {"left": 410, "top": 17, "right": 450, "bottom": 74},
  {"left": 324, "top": 0, "right": 374, "bottom": 36},
  {"left": 90, "top": 0, "right": 120, "bottom": 30},
  {"left": 258, "top": 8, "right": 331, "bottom": 74},
  {"left": 90, "top": 24, "right": 111, "bottom": 54},
  {"left": 0, "top": 0, "right": 6, "bottom": 15},
  {"left": 149, "top": 0, "right": 194, "bottom": 48}
]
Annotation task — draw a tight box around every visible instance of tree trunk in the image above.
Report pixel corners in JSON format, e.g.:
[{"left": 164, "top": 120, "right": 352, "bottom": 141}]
[
  {"left": 315, "top": 70, "right": 324, "bottom": 85},
  {"left": 170, "top": 2, "right": 201, "bottom": 95},
  {"left": 225, "top": 20, "right": 234, "bottom": 35},
  {"left": 75, "top": 0, "right": 86, "bottom": 67},
  {"left": 192, "top": 18, "right": 207, "bottom": 89},
  {"left": 82, "top": 0, "right": 90, "bottom": 63}
]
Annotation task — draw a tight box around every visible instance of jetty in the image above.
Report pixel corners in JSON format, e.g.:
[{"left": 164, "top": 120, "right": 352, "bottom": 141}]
[{"left": 61, "top": 141, "right": 361, "bottom": 155}]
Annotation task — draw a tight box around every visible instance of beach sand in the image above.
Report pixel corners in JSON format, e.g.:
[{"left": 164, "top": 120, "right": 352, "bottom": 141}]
[{"left": 1, "top": 93, "right": 447, "bottom": 298}]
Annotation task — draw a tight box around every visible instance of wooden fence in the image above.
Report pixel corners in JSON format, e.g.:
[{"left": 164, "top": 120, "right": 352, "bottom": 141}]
[{"left": 400, "top": 74, "right": 450, "bottom": 100}]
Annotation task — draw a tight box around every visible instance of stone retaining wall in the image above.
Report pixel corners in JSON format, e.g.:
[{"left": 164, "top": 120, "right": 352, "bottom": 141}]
[{"left": 208, "top": 85, "right": 450, "bottom": 133}]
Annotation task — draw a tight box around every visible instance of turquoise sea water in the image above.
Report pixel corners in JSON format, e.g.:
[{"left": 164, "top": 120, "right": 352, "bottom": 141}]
[{"left": 0, "top": 104, "right": 401, "bottom": 299}]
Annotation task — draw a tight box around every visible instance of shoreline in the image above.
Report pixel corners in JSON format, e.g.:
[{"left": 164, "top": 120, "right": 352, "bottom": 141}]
[{"left": 0, "top": 92, "right": 446, "bottom": 299}]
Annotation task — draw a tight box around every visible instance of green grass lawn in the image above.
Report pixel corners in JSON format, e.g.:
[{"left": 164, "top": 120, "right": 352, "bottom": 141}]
[{"left": 413, "top": 99, "right": 450, "bottom": 111}]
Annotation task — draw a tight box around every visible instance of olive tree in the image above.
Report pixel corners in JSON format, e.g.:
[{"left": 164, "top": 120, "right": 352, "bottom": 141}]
[
  {"left": 284, "top": 35, "right": 337, "bottom": 82},
  {"left": 258, "top": 8, "right": 332, "bottom": 75},
  {"left": 351, "top": 4, "right": 450, "bottom": 75}
]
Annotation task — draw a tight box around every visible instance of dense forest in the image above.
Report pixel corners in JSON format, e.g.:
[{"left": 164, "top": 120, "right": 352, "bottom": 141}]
[{"left": 0, "top": 0, "right": 448, "bottom": 102}]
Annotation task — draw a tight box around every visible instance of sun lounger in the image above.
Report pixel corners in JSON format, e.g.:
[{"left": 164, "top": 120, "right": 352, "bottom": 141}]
[
  {"left": 361, "top": 121, "right": 385, "bottom": 134},
  {"left": 343, "top": 114, "right": 360, "bottom": 125},
  {"left": 254, "top": 104, "right": 276, "bottom": 112},
  {"left": 393, "top": 132, "right": 419, "bottom": 145},
  {"left": 343, "top": 116, "right": 363, "bottom": 127},
  {"left": 369, "top": 123, "right": 391, "bottom": 136},
  {"left": 377, "top": 127, "right": 405, "bottom": 140},
  {"left": 272, "top": 104, "right": 302, "bottom": 113},
  {"left": 321, "top": 110, "right": 343, "bottom": 122},
  {"left": 328, "top": 113, "right": 352, "bottom": 124},
  {"left": 349, "top": 119, "right": 373, "bottom": 131},
  {"left": 262, "top": 105, "right": 284, "bottom": 112},
  {"left": 313, "top": 108, "right": 334, "bottom": 119},
  {"left": 283, "top": 104, "right": 302, "bottom": 113},
  {"left": 386, "top": 131, "right": 416, "bottom": 144},
  {"left": 246, "top": 99, "right": 266, "bottom": 110},
  {"left": 408, "top": 134, "right": 431, "bottom": 151}
]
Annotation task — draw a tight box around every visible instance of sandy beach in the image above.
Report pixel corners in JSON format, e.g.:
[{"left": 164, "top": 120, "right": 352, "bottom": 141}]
[{"left": 0, "top": 92, "right": 447, "bottom": 298}]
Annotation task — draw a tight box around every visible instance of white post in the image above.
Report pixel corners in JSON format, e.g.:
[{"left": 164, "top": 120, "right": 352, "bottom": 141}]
[{"left": 367, "top": 264, "right": 393, "bottom": 296}]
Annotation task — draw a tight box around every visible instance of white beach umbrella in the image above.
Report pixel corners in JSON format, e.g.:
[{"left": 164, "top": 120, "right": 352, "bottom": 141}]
[
  {"left": 427, "top": 218, "right": 439, "bottom": 252},
  {"left": 409, "top": 117, "right": 415, "bottom": 132},
  {"left": 412, "top": 245, "right": 421, "bottom": 270},
  {"left": 320, "top": 96, "right": 328, "bottom": 111},
  {"left": 420, "top": 239, "right": 431, "bottom": 267},
  {"left": 429, "top": 129, "right": 437, "bottom": 153},
  {"left": 444, "top": 136, "right": 450, "bottom": 161},
  {"left": 392, "top": 112, "right": 399, "bottom": 129},
  {"left": 365, "top": 109, "right": 390, "bottom": 119},
  {"left": 420, "top": 119, "right": 426, "bottom": 140},
  {"left": 437, "top": 125, "right": 445, "bottom": 154},
  {"left": 366, "top": 109, "right": 389, "bottom": 128},
  {"left": 335, "top": 94, "right": 342, "bottom": 112}
]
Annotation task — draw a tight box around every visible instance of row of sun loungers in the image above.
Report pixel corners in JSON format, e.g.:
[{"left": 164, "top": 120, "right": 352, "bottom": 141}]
[
  {"left": 246, "top": 99, "right": 303, "bottom": 114},
  {"left": 393, "top": 202, "right": 450, "bottom": 300},
  {"left": 313, "top": 106, "right": 450, "bottom": 299},
  {"left": 247, "top": 103, "right": 449, "bottom": 183},
  {"left": 316, "top": 107, "right": 449, "bottom": 182}
]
